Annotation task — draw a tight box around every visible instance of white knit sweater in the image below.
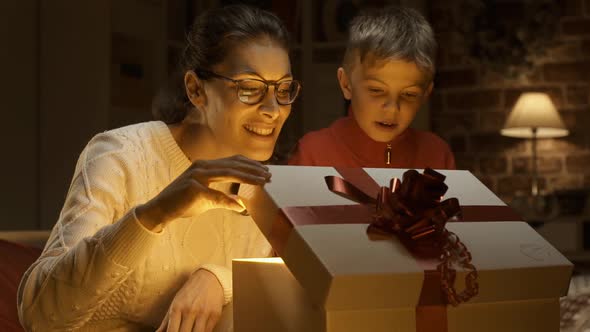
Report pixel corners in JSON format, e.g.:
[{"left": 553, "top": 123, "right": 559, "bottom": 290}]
[{"left": 17, "top": 121, "right": 271, "bottom": 331}]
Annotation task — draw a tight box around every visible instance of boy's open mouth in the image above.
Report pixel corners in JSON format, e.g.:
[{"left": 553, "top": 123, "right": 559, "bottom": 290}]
[{"left": 376, "top": 121, "right": 397, "bottom": 129}]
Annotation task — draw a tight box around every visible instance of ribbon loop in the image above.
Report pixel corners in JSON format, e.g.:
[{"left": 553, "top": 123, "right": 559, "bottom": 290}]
[{"left": 324, "top": 175, "right": 377, "bottom": 205}]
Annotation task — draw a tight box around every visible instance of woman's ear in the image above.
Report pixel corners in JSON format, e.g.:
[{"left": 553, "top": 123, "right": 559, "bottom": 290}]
[
  {"left": 184, "top": 71, "right": 207, "bottom": 110},
  {"left": 337, "top": 67, "right": 352, "bottom": 100}
]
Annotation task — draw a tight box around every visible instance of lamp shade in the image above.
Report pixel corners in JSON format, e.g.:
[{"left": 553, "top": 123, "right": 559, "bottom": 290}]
[{"left": 501, "top": 92, "right": 569, "bottom": 138}]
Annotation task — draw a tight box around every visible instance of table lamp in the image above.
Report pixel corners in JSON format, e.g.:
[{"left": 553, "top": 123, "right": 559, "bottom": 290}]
[{"left": 501, "top": 92, "right": 569, "bottom": 196}]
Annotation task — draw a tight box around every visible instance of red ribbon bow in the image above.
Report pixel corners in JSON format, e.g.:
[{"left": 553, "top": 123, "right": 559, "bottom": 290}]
[{"left": 325, "top": 168, "right": 479, "bottom": 306}]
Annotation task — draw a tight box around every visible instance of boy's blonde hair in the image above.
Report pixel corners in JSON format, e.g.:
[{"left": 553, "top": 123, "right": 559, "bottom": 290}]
[{"left": 342, "top": 6, "right": 437, "bottom": 79}]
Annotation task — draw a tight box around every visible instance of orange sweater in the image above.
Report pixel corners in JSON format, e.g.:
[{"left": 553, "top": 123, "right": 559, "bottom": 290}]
[{"left": 289, "top": 116, "right": 456, "bottom": 169}]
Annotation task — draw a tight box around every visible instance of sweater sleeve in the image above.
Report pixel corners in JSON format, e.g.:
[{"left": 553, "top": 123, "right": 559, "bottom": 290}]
[
  {"left": 17, "top": 132, "right": 162, "bottom": 331},
  {"left": 199, "top": 264, "right": 233, "bottom": 305}
]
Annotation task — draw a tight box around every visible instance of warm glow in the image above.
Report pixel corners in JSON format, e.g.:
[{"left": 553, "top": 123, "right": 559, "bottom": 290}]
[
  {"left": 234, "top": 257, "right": 284, "bottom": 264},
  {"left": 231, "top": 195, "right": 246, "bottom": 210},
  {"left": 501, "top": 92, "right": 569, "bottom": 138}
]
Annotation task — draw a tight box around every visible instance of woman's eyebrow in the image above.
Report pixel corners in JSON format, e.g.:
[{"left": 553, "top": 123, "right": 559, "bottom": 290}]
[
  {"left": 234, "top": 70, "right": 292, "bottom": 81},
  {"left": 233, "top": 70, "right": 260, "bottom": 77}
]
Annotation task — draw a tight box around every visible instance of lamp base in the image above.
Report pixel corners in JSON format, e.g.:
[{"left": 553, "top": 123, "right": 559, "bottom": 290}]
[{"left": 509, "top": 192, "right": 559, "bottom": 223}]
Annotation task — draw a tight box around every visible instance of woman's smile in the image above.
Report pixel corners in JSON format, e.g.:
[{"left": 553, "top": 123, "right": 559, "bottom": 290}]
[{"left": 243, "top": 123, "right": 275, "bottom": 136}]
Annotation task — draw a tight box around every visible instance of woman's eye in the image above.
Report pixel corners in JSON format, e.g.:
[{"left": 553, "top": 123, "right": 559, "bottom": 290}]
[
  {"left": 239, "top": 80, "right": 265, "bottom": 95},
  {"left": 240, "top": 87, "right": 262, "bottom": 96},
  {"left": 241, "top": 89, "right": 257, "bottom": 96}
]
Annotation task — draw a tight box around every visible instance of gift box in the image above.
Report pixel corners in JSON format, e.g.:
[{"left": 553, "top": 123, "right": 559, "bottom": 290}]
[{"left": 234, "top": 166, "right": 573, "bottom": 332}]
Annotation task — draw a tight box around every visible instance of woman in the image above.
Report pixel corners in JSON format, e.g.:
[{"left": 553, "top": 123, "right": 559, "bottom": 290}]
[{"left": 17, "top": 5, "right": 300, "bottom": 332}]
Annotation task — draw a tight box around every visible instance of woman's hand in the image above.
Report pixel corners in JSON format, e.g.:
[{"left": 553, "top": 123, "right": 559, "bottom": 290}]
[
  {"left": 156, "top": 269, "right": 224, "bottom": 332},
  {"left": 136, "top": 155, "right": 270, "bottom": 232}
]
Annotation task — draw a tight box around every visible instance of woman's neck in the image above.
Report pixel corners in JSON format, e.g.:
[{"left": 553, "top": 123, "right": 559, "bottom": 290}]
[{"left": 168, "top": 121, "right": 228, "bottom": 162}]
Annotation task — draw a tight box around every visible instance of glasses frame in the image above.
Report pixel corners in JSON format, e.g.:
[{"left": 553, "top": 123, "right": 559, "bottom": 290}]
[{"left": 196, "top": 70, "right": 301, "bottom": 106}]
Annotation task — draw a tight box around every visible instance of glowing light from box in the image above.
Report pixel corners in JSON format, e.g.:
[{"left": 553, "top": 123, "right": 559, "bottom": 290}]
[{"left": 234, "top": 257, "right": 284, "bottom": 264}]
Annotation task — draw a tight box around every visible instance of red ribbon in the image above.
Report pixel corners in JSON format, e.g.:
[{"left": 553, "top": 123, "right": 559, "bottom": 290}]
[{"left": 326, "top": 168, "right": 479, "bottom": 332}]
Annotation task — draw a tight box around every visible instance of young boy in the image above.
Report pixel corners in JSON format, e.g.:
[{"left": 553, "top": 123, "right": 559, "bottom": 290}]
[{"left": 289, "top": 6, "right": 455, "bottom": 169}]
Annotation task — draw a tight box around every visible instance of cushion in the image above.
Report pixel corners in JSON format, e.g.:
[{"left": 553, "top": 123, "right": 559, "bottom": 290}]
[{"left": 0, "top": 239, "right": 42, "bottom": 332}]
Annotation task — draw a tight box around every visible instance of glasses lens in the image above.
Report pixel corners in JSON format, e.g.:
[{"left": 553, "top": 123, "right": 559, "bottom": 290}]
[
  {"left": 237, "top": 80, "right": 266, "bottom": 104},
  {"left": 276, "top": 81, "right": 301, "bottom": 105}
]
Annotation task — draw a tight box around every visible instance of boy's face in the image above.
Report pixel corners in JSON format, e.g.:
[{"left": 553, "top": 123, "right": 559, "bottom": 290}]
[{"left": 337, "top": 55, "right": 433, "bottom": 143}]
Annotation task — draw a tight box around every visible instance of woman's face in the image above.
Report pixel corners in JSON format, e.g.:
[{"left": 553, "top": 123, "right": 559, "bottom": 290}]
[{"left": 197, "top": 39, "right": 293, "bottom": 161}]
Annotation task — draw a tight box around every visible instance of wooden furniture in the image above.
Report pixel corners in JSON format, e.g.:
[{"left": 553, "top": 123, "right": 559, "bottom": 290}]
[{"left": 517, "top": 189, "right": 590, "bottom": 263}]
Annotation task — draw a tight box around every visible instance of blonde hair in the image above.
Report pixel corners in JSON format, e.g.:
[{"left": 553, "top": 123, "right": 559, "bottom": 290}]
[{"left": 342, "top": 6, "right": 436, "bottom": 78}]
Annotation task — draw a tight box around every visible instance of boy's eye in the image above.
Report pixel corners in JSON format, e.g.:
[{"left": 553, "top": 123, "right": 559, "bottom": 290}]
[
  {"left": 402, "top": 92, "right": 420, "bottom": 99},
  {"left": 368, "top": 87, "right": 384, "bottom": 94}
]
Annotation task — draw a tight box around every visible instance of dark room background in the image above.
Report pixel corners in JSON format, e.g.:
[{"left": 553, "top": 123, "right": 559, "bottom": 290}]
[{"left": 1, "top": 0, "right": 589, "bottom": 231}]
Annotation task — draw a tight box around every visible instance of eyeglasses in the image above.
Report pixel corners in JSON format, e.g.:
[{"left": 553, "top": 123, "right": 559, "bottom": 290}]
[{"left": 196, "top": 70, "right": 301, "bottom": 105}]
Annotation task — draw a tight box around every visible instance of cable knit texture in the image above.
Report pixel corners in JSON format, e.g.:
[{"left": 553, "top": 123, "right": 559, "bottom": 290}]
[{"left": 17, "top": 121, "right": 272, "bottom": 331}]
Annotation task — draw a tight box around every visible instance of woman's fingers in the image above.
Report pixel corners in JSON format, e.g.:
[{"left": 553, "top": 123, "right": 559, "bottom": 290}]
[
  {"left": 195, "top": 155, "right": 268, "bottom": 172},
  {"left": 166, "top": 310, "right": 182, "bottom": 332},
  {"left": 192, "top": 317, "right": 207, "bottom": 332},
  {"left": 230, "top": 154, "right": 269, "bottom": 168},
  {"left": 203, "top": 188, "right": 246, "bottom": 213},
  {"left": 156, "top": 312, "right": 169, "bottom": 332},
  {"left": 192, "top": 156, "right": 270, "bottom": 179},
  {"left": 191, "top": 168, "right": 270, "bottom": 186},
  {"left": 204, "top": 312, "right": 220, "bottom": 332},
  {"left": 179, "top": 313, "right": 196, "bottom": 332},
  {"left": 144, "top": 155, "right": 270, "bottom": 224}
]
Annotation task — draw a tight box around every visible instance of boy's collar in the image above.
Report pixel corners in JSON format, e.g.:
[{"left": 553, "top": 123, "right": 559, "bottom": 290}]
[{"left": 334, "top": 114, "right": 413, "bottom": 163}]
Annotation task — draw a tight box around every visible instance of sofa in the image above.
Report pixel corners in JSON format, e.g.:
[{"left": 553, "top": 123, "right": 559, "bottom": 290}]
[
  {"left": 0, "top": 231, "right": 49, "bottom": 332},
  {"left": 3, "top": 230, "right": 590, "bottom": 332}
]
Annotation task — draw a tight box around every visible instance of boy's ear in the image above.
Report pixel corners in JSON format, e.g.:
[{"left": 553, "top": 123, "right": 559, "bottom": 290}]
[
  {"left": 337, "top": 67, "right": 352, "bottom": 100},
  {"left": 184, "top": 71, "right": 207, "bottom": 109},
  {"left": 425, "top": 81, "right": 434, "bottom": 98}
]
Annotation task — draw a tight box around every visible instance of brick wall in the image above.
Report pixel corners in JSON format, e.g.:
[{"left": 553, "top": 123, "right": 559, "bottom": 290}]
[{"left": 429, "top": 0, "right": 590, "bottom": 204}]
